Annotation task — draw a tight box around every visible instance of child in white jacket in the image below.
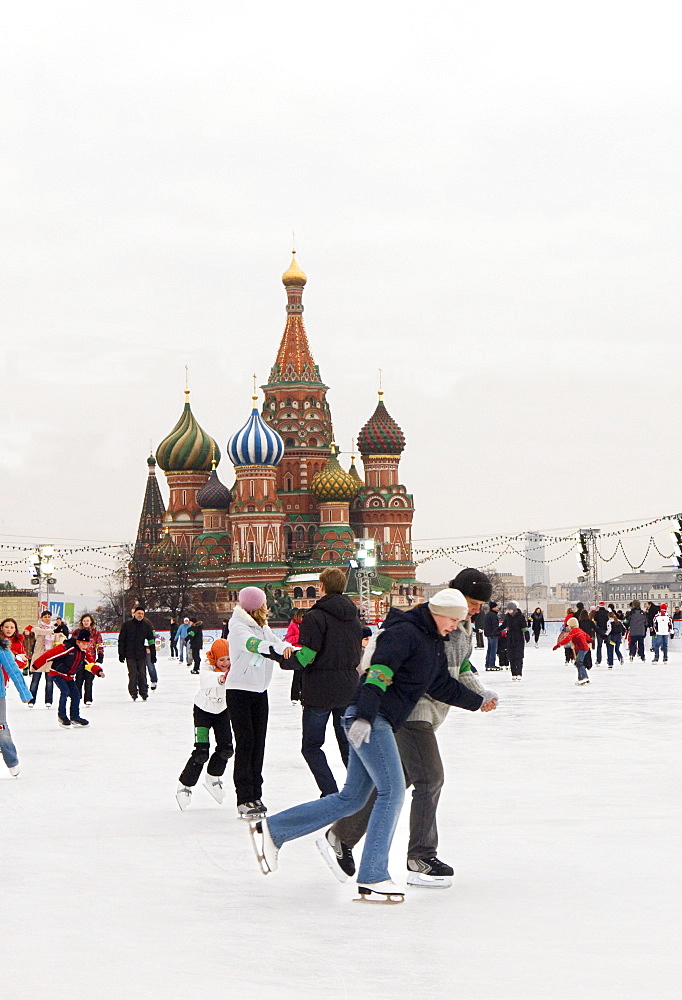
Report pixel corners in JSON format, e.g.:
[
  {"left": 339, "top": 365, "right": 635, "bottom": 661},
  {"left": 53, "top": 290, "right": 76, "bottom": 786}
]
[
  {"left": 176, "top": 639, "right": 234, "bottom": 810},
  {"left": 227, "top": 587, "right": 294, "bottom": 820}
]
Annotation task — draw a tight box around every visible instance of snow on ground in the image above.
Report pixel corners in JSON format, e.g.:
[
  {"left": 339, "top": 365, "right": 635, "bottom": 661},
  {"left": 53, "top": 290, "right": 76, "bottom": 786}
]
[{"left": 2, "top": 638, "right": 681, "bottom": 1000}]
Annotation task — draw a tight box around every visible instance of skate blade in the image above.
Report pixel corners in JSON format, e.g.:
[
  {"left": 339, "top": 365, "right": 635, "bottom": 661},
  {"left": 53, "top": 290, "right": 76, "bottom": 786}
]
[
  {"left": 406, "top": 873, "right": 453, "bottom": 889},
  {"left": 315, "top": 837, "right": 349, "bottom": 883},
  {"left": 175, "top": 794, "right": 191, "bottom": 811},
  {"left": 354, "top": 892, "right": 404, "bottom": 904},
  {"left": 248, "top": 822, "right": 273, "bottom": 875}
]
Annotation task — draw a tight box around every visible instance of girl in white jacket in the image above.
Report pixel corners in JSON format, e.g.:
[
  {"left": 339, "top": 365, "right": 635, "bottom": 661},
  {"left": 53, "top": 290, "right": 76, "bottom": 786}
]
[
  {"left": 227, "top": 588, "right": 294, "bottom": 820},
  {"left": 176, "top": 639, "right": 234, "bottom": 810}
]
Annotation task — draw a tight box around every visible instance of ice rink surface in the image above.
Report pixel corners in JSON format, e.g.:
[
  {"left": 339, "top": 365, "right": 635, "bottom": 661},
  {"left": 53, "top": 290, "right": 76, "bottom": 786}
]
[{"left": 2, "top": 638, "right": 680, "bottom": 1000}]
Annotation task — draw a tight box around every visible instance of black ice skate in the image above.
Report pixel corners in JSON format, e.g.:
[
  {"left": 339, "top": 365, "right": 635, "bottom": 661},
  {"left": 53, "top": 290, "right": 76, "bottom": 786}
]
[
  {"left": 238, "top": 801, "right": 266, "bottom": 821},
  {"left": 248, "top": 818, "right": 279, "bottom": 875},
  {"left": 316, "top": 829, "right": 355, "bottom": 882},
  {"left": 354, "top": 880, "right": 405, "bottom": 904},
  {"left": 406, "top": 857, "right": 454, "bottom": 888}
]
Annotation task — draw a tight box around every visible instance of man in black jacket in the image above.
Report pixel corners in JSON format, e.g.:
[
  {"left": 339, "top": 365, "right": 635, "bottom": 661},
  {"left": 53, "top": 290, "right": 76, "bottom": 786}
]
[
  {"left": 296, "top": 566, "right": 364, "bottom": 796},
  {"left": 118, "top": 606, "right": 156, "bottom": 701},
  {"left": 483, "top": 600, "right": 501, "bottom": 670},
  {"left": 593, "top": 602, "right": 610, "bottom": 663},
  {"left": 187, "top": 617, "right": 203, "bottom": 674}
]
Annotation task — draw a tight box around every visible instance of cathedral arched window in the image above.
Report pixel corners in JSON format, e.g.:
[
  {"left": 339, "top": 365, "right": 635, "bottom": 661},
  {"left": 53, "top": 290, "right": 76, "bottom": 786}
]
[
  {"left": 285, "top": 438, "right": 296, "bottom": 447},
  {"left": 306, "top": 586, "right": 317, "bottom": 599},
  {"left": 293, "top": 587, "right": 303, "bottom": 599},
  {"left": 309, "top": 438, "right": 318, "bottom": 447},
  {"left": 285, "top": 476, "right": 293, "bottom": 492}
]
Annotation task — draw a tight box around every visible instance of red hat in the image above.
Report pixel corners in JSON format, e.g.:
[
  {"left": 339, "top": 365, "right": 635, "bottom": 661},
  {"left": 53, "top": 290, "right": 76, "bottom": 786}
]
[
  {"left": 660, "top": 603, "right": 668, "bottom": 610},
  {"left": 24, "top": 625, "right": 33, "bottom": 631}
]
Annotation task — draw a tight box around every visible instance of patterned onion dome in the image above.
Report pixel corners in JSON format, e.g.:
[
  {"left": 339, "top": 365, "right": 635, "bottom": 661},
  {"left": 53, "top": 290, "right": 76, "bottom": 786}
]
[
  {"left": 311, "top": 445, "right": 359, "bottom": 503},
  {"left": 357, "top": 391, "right": 405, "bottom": 456},
  {"left": 281, "top": 250, "right": 307, "bottom": 287},
  {"left": 196, "top": 467, "right": 232, "bottom": 510},
  {"left": 151, "top": 529, "right": 181, "bottom": 563},
  {"left": 227, "top": 397, "right": 284, "bottom": 466},
  {"left": 156, "top": 390, "right": 221, "bottom": 472}
]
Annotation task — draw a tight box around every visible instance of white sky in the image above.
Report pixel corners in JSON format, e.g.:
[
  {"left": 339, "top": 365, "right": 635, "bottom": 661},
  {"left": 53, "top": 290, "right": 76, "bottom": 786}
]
[{"left": 1, "top": 1, "right": 681, "bottom": 593}]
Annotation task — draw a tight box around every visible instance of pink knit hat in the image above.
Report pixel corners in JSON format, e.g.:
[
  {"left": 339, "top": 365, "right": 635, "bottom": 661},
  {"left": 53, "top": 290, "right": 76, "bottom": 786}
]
[{"left": 239, "top": 587, "right": 267, "bottom": 612}]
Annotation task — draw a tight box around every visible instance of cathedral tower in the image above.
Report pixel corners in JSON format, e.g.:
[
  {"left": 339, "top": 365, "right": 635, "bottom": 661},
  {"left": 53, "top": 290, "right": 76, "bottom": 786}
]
[{"left": 133, "top": 453, "right": 166, "bottom": 562}]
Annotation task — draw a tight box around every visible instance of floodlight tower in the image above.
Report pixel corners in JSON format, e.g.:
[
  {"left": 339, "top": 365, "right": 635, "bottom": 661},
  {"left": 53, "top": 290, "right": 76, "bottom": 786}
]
[{"left": 351, "top": 538, "right": 376, "bottom": 620}]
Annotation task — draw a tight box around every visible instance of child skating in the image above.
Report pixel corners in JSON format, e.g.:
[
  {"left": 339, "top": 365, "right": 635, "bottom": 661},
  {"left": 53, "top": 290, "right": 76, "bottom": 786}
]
[
  {"left": 176, "top": 638, "right": 234, "bottom": 809},
  {"left": 553, "top": 617, "right": 591, "bottom": 685},
  {"left": 31, "top": 628, "right": 105, "bottom": 727}
]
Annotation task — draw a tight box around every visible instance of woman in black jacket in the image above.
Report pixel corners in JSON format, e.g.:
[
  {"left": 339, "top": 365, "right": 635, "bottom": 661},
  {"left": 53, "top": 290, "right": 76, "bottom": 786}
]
[
  {"left": 502, "top": 602, "right": 528, "bottom": 679},
  {"left": 530, "top": 608, "right": 545, "bottom": 646}
]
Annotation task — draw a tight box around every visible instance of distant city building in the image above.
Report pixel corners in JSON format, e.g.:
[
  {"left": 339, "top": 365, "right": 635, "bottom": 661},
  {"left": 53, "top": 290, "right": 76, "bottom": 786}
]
[
  {"left": 603, "top": 567, "right": 682, "bottom": 611},
  {"left": 524, "top": 531, "right": 550, "bottom": 589}
]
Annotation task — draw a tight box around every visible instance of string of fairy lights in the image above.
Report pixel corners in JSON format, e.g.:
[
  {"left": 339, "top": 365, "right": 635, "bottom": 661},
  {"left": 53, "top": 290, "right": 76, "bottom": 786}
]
[{"left": 0, "top": 511, "right": 681, "bottom": 583}]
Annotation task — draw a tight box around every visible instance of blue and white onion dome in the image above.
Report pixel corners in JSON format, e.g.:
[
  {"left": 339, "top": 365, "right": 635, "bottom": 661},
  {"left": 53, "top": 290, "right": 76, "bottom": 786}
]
[{"left": 227, "top": 396, "right": 285, "bottom": 466}]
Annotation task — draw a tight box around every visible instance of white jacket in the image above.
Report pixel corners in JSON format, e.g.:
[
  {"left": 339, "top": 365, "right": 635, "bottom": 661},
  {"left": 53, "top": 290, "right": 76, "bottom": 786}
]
[
  {"left": 226, "top": 605, "right": 293, "bottom": 693},
  {"left": 194, "top": 664, "right": 229, "bottom": 714}
]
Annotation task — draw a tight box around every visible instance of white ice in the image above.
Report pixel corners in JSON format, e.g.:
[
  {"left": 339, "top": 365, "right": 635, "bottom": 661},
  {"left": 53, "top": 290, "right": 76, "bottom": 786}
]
[{"left": 2, "top": 640, "right": 680, "bottom": 1000}]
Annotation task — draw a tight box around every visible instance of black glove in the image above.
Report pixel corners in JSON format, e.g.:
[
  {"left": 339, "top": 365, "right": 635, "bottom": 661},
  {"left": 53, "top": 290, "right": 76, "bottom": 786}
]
[
  {"left": 97, "top": 651, "right": 104, "bottom": 664},
  {"left": 263, "top": 645, "right": 296, "bottom": 669},
  {"left": 119, "top": 656, "right": 125, "bottom": 664}
]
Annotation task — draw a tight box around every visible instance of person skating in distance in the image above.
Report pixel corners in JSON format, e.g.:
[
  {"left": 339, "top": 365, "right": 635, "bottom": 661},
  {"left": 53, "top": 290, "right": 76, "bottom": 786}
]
[
  {"left": 247, "top": 589, "right": 498, "bottom": 904},
  {"left": 31, "top": 629, "right": 105, "bottom": 726}
]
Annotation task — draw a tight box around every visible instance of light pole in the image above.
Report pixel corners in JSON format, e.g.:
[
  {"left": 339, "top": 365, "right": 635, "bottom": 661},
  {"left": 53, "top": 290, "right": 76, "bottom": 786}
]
[
  {"left": 30, "top": 545, "right": 57, "bottom": 614},
  {"left": 350, "top": 538, "right": 376, "bottom": 621}
]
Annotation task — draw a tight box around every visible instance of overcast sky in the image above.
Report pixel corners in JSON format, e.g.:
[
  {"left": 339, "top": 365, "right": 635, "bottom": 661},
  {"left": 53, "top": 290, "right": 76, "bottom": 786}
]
[{"left": 2, "top": 1, "right": 681, "bottom": 595}]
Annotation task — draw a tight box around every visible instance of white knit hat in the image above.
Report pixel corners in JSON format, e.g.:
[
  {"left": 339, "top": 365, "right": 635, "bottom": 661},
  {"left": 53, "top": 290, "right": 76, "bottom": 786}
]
[{"left": 428, "top": 588, "right": 468, "bottom": 620}]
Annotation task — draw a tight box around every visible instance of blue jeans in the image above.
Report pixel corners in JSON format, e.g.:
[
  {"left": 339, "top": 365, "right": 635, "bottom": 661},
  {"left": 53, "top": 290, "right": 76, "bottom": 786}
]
[
  {"left": 145, "top": 651, "right": 158, "bottom": 684},
  {"left": 179, "top": 638, "right": 188, "bottom": 663},
  {"left": 267, "top": 711, "right": 406, "bottom": 884},
  {"left": 485, "top": 637, "right": 498, "bottom": 669},
  {"left": 575, "top": 650, "right": 588, "bottom": 680},
  {"left": 301, "top": 706, "right": 349, "bottom": 796},
  {"left": 53, "top": 676, "right": 81, "bottom": 719},
  {"left": 0, "top": 699, "right": 19, "bottom": 768},
  {"left": 29, "top": 671, "right": 53, "bottom": 704},
  {"left": 652, "top": 635, "right": 668, "bottom": 661},
  {"left": 606, "top": 636, "right": 623, "bottom": 666}
]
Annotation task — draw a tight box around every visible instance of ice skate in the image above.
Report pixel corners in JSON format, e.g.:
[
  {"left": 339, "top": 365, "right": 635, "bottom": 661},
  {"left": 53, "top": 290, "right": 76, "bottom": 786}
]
[
  {"left": 406, "top": 857, "right": 454, "bottom": 888},
  {"left": 58, "top": 715, "right": 71, "bottom": 727},
  {"left": 316, "top": 829, "right": 355, "bottom": 882},
  {"left": 70, "top": 717, "right": 89, "bottom": 727},
  {"left": 354, "top": 880, "right": 405, "bottom": 904},
  {"left": 8, "top": 764, "right": 20, "bottom": 777},
  {"left": 238, "top": 801, "right": 267, "bottom": 820},
  {"left": 176, "top": 784, "right": 192, "bottom": 810},
  {"left": 203, "top": 774, "right": 226, "bottom": 804},
  {"left": 248, "top": 818, "right": 279, "bottom": 874}
]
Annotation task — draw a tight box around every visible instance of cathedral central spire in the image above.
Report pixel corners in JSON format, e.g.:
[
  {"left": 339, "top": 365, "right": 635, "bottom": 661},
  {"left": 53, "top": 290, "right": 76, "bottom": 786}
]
[{"left": 266, "top": 252, "right": 326, "bottom": 387}]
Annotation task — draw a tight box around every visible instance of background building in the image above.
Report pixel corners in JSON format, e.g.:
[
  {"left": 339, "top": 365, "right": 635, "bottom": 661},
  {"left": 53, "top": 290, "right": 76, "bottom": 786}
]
[{"left": 525, "top": 531, "right": 550, "bottom": 589}]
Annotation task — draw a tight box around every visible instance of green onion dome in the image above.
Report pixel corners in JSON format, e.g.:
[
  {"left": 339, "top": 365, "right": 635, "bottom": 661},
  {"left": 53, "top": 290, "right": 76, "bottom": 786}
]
[
  {"left": 357, "top": 391, "right": 405, "bottom": 456},
  {"left": 311, "top": 445, "right": 359, "bottom": 503},
  {"left": 155, "top": 390, "right": 220, "bottom": 472}
]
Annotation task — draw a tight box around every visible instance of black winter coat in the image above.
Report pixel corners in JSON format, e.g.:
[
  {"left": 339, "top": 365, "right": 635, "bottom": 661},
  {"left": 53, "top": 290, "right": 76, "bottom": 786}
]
[
  {"left": 118, "top": 618, "right": 157, "bottom": 662},
  {"left": 483, "top": 609, "right": 501, "bottom": 638},
  {"left": 352, "top": 603, "right": 483, "bottom": 729},
  {"left": 502, "top": 609, "right": 527, "bottom": 651},
  {"left": 188, "top": 623, "right": 203, "bottom": 649},
  {"left": 298, "top": 593, "right": 364, "bottom": 708},
  {"left": 531, "top": 611, "right": 545, "bottom": 632},
  {"left": 593, "top": 607, "right": 609, "bottom": 632}
]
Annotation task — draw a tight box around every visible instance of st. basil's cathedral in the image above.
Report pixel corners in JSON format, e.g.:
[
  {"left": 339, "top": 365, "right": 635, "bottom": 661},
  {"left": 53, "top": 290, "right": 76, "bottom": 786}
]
[{"left": 133, "top": 253, "right": 423, "bottom": 621}]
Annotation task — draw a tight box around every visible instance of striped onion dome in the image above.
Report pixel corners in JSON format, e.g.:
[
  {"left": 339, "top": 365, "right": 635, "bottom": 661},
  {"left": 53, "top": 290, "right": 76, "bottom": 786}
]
[
  {"left": 311, "top": 445, "right": 359, "bottom": 503},
  {"left": 196, "top": 466, "right": 232, "bottom": 510},
  {"left": 357, "top": 391, "right": 405, "bottom": 456},
  {"left": 227, "top": 397, "right": 284, "bottom": 467},
  {"left": 156, "top": 390, "right": 220, "bottom": 472}
]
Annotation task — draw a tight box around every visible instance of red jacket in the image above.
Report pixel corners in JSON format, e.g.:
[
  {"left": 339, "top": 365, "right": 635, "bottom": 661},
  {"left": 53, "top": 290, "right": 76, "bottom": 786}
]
[
  {"left": 554, "top": 627, "right": 591, "bottom": 653},
  {"left": 31, "top": 642, "right": 102, "bottom": 680}
]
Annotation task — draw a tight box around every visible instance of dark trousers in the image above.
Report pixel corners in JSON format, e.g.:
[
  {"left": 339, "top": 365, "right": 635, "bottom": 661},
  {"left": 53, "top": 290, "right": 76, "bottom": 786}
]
[
  {"left": 301, "top": 706, "right": 349, "bottom": 796},
  {"left": 75, "top": 663, "right": 95, "bottom": 703},
  {"left": 629, "top": 635, "right": 645, "bottom": 659},
  {"left": 53, "top": 676, "right": 81, "bottom": 720},
  {"left": 170, "top": 637, "right": 178, "bottom": 657},
  {"left": 126, "top": 657, "right": 148, "bottom": 698},
  {"left": 29, "top": 671, "right": 53, "bottom": 704},
  {"left": 178, "top": 705, "right": 234, "bottom": 787},
  {"left": 189, "top": 646, "right": 201, "bottom": 671},
  {"left": 532, "top": 627, "right": 542, "bottom": 644},
  {"left": 331, "top": 720, "right": 444, "bottom": 860},
  {"left": 596, "top": 634, "right": 607, "bottom": 662},
  {"left": 607, "top": 636, "right": 623, "bottom": 665},
  {"left": 474, "top": 630, "right": 485, "bottom": 649},
  {"left": 509, "top": 642, "right": 524, "bottom": 676},
  {"left": 225, "top": 689, "right": 268, "bottom": 804}
]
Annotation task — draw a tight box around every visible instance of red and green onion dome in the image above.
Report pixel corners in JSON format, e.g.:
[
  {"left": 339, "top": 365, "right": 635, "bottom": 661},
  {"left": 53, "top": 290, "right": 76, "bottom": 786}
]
[
  {"left": 151, "top": 529, "right": 182, "bottom": 564},
  {"left": 311, "top": 445, "right": 359, "bottom": 503},
  {"left": 357, "top": 391, "right": 405, "bottom": 456},
  {"left": 348, "top": 455, "right": 363, "bottom": 485},
  {"left": 155, "top": 390, "right": 220, "bottom": 472},
  {"left": 196, "top": 467, "right": 232, "bottom": 510}
]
